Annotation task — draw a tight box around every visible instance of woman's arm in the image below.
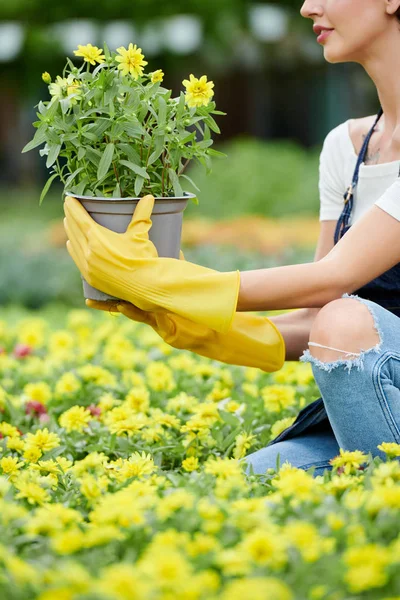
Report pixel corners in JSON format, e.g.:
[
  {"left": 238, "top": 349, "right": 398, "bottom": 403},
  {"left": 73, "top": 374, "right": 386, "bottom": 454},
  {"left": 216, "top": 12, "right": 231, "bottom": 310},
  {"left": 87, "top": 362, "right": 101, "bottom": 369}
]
[
  {"left": 268, "top": 220, "right": 337, "bottom": 360},
  {"left": 237, "top": 204, "right": 400, "bottom": 311}
]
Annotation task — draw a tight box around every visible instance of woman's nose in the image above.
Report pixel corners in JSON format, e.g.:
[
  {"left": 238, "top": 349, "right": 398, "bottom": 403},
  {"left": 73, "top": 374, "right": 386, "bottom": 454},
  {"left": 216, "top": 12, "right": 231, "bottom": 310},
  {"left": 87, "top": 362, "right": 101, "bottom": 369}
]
[{"left": 300, "top": 0, "right": 323, "bottom": 19}]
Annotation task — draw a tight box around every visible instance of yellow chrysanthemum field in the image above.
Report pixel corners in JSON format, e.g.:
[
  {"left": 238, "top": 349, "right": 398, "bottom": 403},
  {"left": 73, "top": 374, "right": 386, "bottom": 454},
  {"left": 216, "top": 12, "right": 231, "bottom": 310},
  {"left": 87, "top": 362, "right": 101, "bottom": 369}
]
[{"left": 0, "top": 307, "right": 399, "bottom": 599}]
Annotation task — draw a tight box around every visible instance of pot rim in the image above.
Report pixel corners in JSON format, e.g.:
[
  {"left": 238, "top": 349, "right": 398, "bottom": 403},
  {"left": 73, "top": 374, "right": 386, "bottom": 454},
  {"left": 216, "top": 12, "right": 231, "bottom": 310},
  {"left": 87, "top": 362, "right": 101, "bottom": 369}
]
[{"left": 65, "top": 190, "right": 196, "bottom": 202}]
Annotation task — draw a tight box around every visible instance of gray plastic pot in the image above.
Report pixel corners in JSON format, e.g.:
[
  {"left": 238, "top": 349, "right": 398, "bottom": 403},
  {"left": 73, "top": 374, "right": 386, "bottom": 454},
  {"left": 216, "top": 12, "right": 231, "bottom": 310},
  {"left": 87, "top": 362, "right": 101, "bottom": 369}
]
[{"left": 65, "top": 191, "right": 196, "bottom": 302}]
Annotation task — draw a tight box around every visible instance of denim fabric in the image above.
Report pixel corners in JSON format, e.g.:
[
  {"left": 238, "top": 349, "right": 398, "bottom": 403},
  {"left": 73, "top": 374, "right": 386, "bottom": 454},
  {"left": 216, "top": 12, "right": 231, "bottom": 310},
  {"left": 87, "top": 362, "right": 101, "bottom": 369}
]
[{"left": 244, "top": 295, "right": 400, "bottom": 476}]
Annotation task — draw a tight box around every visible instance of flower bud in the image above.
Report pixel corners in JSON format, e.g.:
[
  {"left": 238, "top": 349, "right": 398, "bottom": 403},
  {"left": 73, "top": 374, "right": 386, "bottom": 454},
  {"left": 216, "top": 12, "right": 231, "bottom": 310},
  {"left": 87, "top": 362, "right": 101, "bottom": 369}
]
[{"left": 42, "top": 72, "right": 51, "bottom": 84}]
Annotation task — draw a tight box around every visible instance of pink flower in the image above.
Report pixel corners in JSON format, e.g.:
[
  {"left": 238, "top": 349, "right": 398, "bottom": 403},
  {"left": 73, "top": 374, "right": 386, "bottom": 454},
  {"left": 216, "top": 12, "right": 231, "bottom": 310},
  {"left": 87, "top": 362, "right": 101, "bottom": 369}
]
[
  {"left": 13, "top": 344, "right": 32, "bottom": 358},
  {"left": 25, "top": 401, "right": 47, "bottom": 416},
  {"left": 39, "top": 413, "right": 50, "bottom": 424},
  {"left": 88, "top": 404, "right": 101, "bottom": 417}
]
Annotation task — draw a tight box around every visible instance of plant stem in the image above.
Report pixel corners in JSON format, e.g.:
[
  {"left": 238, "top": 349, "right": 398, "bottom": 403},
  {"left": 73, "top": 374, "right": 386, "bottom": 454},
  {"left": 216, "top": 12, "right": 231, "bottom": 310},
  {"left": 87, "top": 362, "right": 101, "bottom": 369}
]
[
  {"left": 161, "top": 151, "right": 166, "bottom": 196},
  {"left": 178, "top": 158, "right": 190, "bottom": 176},
  {"left": 113, "top": 162, "right": 123, "bottom": 196}
]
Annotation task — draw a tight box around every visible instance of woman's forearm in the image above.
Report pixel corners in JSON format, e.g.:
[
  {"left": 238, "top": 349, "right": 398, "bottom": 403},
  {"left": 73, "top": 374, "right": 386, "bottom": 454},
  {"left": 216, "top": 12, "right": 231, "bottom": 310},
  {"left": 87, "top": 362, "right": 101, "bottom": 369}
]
[
  {"left": 237, "top": 257, "right": 345, "bottom": 311},
  {"left": 237, "top": 205, "right": 400, "bottom": 313}
]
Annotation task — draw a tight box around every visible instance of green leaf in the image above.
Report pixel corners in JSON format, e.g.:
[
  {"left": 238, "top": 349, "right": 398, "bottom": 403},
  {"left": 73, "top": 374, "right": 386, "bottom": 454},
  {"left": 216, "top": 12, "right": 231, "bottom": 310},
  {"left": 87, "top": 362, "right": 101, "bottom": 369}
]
[
  {"left": 39, "top": 173, "right": 58, "bottom": 206},
  {"left": 77, "top": 147, "right": 86, "bottom": 161},
  {"left": 123, "top": 122, "right": 146, "bottom": 138},
  {"left": 45, "top": 98, "right": 60, "bottom": 120},
  {"left": 180, "top": 173, "right": 200, "bottom": 193},
  {"left": 177, "top": 92, "right": 186, "bottom": 120},
  {"left": 81, "top": 131, "right": 98, "bottom": 142},
  {"left": 218, "top": 410, "right": 240, "bottom": 428},
  {"left": 87, "top": 118, "right": 111, "bottom": 139},
  {"left": 205, "top": 115, "right": 221, "bottom": 134},
  {"left": 158, "top": 96, "right": 167, "bottom": 126},
  {"left": 46, "top": 144, "right": 61, "bottom": 168},
  {"left": 168, "top": 169, "right": 183, "bottom": 197},
  {"left": 103, "top": 41, "right": 111, "bottom": 61},
  {"left": 147, "top": 134, "right": 165, "bottom": 166},
  {"left": 119, "top": 160, "right": 149, "bottom": 179},
  {"left": 97, "top": 143, "right": 115, "bottom": 180},
  {"left": 86, "top": 147, "right": 102, "bottom": 167},
  {"left": 207, "top": 148, "right": 227, "bottom": 159},
  {"left": 117, "top": 143, "right": 141, "bottom": 165},
  {"left": 21, "top": 126, "right": 48, "bottom": 153},
  {"left": 134, "top": 176, "right": 144, "bottom": 196},
  {"left": 64, "top": 167, "right": 85, "bottom": 190}
]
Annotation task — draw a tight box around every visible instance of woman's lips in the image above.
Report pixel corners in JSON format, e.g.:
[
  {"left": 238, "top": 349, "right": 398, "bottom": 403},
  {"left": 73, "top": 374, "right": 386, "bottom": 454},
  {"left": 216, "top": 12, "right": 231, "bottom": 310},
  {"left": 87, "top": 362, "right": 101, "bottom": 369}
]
[{"left": 317, "top": 29, "right": 334, "bottom": 44}]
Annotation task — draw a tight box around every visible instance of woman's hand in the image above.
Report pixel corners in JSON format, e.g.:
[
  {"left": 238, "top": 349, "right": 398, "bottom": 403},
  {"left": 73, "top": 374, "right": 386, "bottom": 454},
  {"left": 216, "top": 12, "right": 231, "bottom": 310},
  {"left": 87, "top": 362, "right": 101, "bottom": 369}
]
[{"left": 64, "top": 195, "right": 240, "bottom": 333}]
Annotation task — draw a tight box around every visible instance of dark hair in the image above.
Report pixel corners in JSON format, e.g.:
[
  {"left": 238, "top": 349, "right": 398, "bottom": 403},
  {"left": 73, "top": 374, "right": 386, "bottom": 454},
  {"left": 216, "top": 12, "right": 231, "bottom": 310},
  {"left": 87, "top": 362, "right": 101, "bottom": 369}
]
[{"left": 397, "top": 7, "right": 400, "bottom": 21}]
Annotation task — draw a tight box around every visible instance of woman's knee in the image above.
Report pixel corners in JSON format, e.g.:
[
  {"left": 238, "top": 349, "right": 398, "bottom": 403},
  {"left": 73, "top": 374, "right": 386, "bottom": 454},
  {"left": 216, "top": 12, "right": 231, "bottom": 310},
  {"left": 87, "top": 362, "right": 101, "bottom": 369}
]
[{"left": 309, "top": 297, "right": 380, "bottom": 362}]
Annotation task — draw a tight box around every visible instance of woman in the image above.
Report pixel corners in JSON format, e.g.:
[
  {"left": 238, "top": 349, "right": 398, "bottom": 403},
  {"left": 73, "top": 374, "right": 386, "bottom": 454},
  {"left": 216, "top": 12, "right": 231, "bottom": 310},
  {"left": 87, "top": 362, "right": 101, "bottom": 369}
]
[{"left": 64, "top": 0, "right": 400, "bottom": 477}]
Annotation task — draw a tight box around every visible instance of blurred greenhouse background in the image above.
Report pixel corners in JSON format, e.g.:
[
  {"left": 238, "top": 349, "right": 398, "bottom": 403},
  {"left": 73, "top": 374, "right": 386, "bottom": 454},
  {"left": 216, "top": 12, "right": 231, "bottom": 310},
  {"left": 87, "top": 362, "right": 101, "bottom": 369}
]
[{"left": 0, "top": 0, "right": 379, "bottom": 309}]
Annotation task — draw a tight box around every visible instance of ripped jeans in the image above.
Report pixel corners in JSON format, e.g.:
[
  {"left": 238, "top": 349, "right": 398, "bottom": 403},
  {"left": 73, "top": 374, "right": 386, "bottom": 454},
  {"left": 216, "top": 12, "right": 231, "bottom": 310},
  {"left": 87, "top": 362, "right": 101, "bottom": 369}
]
[{"left": 244, "top": 294, "right": 400, "bottom": 477}]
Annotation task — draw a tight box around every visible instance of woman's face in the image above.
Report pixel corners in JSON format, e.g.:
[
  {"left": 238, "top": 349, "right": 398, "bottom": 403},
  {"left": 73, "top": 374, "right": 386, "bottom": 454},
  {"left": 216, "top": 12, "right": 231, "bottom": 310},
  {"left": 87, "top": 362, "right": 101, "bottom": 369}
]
[{"left": 300, "top": 0, "right": 393, "bottom": 63}]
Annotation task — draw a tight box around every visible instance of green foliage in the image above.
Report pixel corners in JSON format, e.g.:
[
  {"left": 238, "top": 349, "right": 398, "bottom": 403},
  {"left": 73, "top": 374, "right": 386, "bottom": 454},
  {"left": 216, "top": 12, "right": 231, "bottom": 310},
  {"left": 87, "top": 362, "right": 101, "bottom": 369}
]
[
  {"left": 184, "top": 137, "right": 320, "bottom": 219},
  {"left": 22, "top": 46, "right": 225, "bottom": 202},
  {"left": 0, "top": 0, "right": 246, "bottom": 23}
]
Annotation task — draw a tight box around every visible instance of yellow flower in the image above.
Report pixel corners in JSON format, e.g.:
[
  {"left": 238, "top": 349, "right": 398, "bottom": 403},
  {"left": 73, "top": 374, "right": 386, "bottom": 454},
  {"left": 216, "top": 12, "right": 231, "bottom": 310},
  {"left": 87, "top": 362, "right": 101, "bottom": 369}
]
[
  {"left": 51, "top": 528, "right": 86, "bottom": 554},
  {"left": 378, "top": 441, "right": 400, "bottom": 459},
  {"left": 42, "top": 71, "right": 51, "bottom": 84},
  {"left": 0, "top": 456, "right": 24, "bottom": 477},
  {"left": 182, "top": 74, "right": 214, "bottom": 108},
  {"left": 330, "top": 448, "right": 368, "bottom": 474},
  {"left": 240, "top": 528, "right": 287, "bottom": 569},
  {"left": 0, "top": 422, "right": 20, "bottom": 438},
  {"left": 23, "top": 445, "right": 42, "bottom": 463},
  {"left": 145, "top": 362, "right": 175, "bottom": 392},
  {"left": 261, "top": 384, "right": 296, "bottom": 413},
  {"left": 79, "top": 474, "right": 108, "bottom": 502},
  {"left": 119, "top": 452, "right": 156, "bottom": 479},
  {"left": 55, "top": 372, "right": 81, "bottom": 396},
  {"left": 115, "top": 43, "right": 148, "bottom": 79},
  {"left": 283, "top": 521, "right": 334, "bottom": 562},
  {"left": 221, "top": 577, "right": 293, "bottom": 600},
  {"left": 23, "top": 381, "right": 52, "bottom": 405},
  {"left": 49, "top": 331, "right": 75, "bottom": 354},
  {"left": 6, "top": 436, "right": 24, "bottom": 452},
  {"left": 182, "top": 457, "right": 199, "bottom": 472},
  {"left": 59, "top": 406, "right": 92, "bottom": 433},
  {"left": 24, "top": 428, "right": 61, "bottom": 453},
  {"left": 233, "top": 432, "right": 256, "bottom": 459},
  {"left": 270, "top": 416, "right": 296, "bottom": 440},
  {"left": 272, "top": 464, "right": 317, "bottom": 502},
  {"left": 73, "top": 43, "right": 105, "bottom": 65},
  {"left": 343, "top": 543, "right": 391, "bottom": 593},
  {"left": 205, "top": 457, "right": 242, "bottom": 479},
  {"left": 151, "top": 69, "right": 164, "bottom": 83},
  {"left": 15, "top": 481, "right": 50, "bottom": 505},
  {"left": 95, "top": 564, "right": 150, "bottom": 599}
]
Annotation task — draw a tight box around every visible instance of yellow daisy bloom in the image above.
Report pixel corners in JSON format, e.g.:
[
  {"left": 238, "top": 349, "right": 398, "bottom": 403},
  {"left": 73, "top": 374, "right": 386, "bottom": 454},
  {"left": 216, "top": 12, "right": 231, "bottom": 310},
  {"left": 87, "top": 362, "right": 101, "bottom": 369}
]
[
  {"left": 182, "top": 74, "right": 214, "bottom": 108},
  {"left": 151, "top": 69, "right": 164, "bottom": 83},
  {"left": 115, "top": 43, "right": 148, "bottom": 79},
  {"left": 73, "top": 43, "right": 105, "bottom": 65}
]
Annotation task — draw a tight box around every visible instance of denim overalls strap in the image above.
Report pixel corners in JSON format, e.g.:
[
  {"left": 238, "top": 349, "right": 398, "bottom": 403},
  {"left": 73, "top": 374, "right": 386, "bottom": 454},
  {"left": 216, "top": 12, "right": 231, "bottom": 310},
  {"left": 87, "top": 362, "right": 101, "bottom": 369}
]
[
  {"left": 334, "top": 107, "right": 383, "bottom": 244},
  {"left": 333, "top": 108, "right": 400, "bottom": 318}
]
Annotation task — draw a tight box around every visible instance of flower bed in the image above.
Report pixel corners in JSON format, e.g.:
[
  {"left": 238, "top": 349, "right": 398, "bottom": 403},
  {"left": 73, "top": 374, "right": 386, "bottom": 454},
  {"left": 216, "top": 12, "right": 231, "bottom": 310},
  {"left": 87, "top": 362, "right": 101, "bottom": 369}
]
[{"left": 0, "top": 308, "right": 399, "bottom": 599}]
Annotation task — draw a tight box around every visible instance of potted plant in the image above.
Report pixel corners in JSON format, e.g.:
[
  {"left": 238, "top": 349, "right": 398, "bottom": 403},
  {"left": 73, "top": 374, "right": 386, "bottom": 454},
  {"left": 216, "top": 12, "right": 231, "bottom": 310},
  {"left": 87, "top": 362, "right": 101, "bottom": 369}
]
[{"left": 22, "top": 42, "right": 225, "bottom": 301}]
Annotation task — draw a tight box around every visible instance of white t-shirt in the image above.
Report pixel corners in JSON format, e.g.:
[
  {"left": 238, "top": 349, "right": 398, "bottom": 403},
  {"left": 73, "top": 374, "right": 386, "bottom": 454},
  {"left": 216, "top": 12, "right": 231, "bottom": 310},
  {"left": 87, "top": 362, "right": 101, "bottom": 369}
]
[{"left": 319, "top": 119, "right": 400, "bottom": 224}]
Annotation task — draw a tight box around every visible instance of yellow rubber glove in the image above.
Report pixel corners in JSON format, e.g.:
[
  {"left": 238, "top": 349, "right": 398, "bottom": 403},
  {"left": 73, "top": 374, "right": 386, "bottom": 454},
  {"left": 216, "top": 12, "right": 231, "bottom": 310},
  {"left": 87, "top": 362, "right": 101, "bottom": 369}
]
[
  {"left": 64, "top": 195, "right": 240, "bottom": 333},
  {"left": 86, "top": 299, "right": 285, "bottom": 372}
]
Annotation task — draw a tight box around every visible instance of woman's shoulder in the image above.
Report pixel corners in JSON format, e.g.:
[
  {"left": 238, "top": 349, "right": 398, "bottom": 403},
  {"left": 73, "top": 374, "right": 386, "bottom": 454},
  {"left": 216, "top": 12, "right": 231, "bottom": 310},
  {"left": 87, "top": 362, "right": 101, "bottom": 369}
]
[
  {"left": 347, "top": 114, "right": 380, "bottom": 155},
  {"left": 322, "top": 114, "right": 378, "bottom": 158}
]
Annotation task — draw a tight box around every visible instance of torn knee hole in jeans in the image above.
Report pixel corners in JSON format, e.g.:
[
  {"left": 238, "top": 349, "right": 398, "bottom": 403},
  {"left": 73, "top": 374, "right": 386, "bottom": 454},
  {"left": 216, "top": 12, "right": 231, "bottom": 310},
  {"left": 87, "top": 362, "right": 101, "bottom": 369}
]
[{"left": 299, "top": 293, "right": 383, "bottom": 373}]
